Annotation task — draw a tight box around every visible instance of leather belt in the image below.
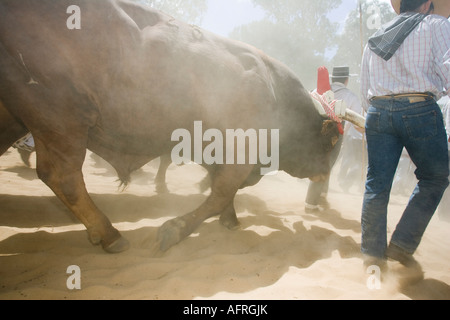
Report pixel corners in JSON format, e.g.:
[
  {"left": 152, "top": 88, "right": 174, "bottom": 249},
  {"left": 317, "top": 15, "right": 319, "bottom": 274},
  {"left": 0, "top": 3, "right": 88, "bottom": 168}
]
[{"left": 370, "top": 92, "right": 435, "bottom": 103}]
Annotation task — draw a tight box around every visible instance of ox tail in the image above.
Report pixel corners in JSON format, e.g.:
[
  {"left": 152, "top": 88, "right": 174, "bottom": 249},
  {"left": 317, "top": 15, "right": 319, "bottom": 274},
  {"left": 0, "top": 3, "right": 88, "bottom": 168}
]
[{"left": 116, "top": 172, "right": 132, "bottom": 192}]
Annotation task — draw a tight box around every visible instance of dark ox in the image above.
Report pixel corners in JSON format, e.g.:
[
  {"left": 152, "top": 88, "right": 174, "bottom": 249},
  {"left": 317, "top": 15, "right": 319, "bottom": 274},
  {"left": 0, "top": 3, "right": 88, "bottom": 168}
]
[{"left": 0, "top": 0, "right": 364, "bottom": 253}]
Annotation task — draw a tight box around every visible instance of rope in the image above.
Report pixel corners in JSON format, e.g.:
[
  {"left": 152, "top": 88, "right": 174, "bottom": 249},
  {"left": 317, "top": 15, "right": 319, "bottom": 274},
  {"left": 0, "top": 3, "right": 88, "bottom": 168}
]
[{"left": 310, "top": 91, "right": 344, "bottom": 135}]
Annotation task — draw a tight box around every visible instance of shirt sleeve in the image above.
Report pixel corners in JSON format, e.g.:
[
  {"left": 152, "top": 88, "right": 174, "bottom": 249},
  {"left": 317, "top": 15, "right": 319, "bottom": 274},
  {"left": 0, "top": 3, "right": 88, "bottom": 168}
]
[
  {"left": 360, "top": 44, "right": 371, "bottom": 111},
  {"left": 432, "top": 18, "right": 450, "bottom": 96}
]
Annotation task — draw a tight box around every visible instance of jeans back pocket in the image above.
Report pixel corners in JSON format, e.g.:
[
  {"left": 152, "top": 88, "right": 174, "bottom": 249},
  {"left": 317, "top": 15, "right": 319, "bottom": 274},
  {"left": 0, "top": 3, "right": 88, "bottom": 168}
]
[{"left": 403, "top": 110, "right": 437, "bottom": 141}]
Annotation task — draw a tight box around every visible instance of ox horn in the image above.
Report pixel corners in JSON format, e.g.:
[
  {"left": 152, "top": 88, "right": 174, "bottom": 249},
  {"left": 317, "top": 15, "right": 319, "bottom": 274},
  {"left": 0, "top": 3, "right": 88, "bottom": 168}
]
[
  {"left": 341, "top": 109, "right": 366, "bottom": 129},
  {"left": 310, "top": 91, "right": 366, "bottom": 129}
]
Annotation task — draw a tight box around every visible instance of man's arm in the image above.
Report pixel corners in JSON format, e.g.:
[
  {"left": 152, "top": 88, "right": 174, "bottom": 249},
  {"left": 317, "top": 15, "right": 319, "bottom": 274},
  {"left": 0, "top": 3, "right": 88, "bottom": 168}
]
[
  {"left": 360, "top": 45, "right": 371, "bottom": 112},
  {"left": 432, "top": 18, "right": 450, "bottom": 96}
]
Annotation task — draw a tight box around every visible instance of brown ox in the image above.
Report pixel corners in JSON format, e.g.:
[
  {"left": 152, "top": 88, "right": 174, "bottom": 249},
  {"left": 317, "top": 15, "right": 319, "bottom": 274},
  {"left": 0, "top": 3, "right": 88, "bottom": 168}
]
[{"left": 0, "top": 0, "right": 364, "bottom": 253}]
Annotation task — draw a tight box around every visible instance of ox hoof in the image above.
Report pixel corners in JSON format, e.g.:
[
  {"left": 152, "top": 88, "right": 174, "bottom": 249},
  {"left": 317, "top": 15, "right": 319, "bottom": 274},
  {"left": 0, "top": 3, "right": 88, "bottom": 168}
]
[
  {"left": 157, "top": 218, "right": 187, "bottom": 251},
  {"left": 219, "top": 215, "right": 241, "bottom": 231},
  {"left": 102, "top": 236, "right": 130, "bottom": 254},
  {"left": 155, "top": 183, "right": 169, "bottom": 194}
]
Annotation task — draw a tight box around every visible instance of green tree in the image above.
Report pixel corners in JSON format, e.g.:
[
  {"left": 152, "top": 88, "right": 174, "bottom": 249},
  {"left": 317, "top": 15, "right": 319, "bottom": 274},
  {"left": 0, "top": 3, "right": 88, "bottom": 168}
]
[
  {"left": 230, "top": 0, "right": 342, "bottom": 90},
  {"left": 134, "top": 0, "right": 208, "bottom": 25}
]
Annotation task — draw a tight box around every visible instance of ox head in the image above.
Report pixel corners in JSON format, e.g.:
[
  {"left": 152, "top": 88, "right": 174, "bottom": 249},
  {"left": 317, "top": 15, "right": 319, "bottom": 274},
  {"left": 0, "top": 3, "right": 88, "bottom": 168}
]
[
  {"left": 278, "top": 96, "right": 365, "bottom": 183},
  {"left": 311, "top": 107, "right": 366, "bottom": 182},
  {"left": 278, "top": 118, "right": 340, "bottom": 181},
  {"left": 308, "top": 119, "right": 342, "bottom": 182},
  {"left": 310, "top": 110, "right": 365, "bottom": 182}
]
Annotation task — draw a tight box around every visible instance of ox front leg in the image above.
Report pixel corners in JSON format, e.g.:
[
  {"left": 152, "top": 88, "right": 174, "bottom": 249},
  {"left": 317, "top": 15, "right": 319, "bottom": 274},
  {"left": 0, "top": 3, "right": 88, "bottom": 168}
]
[
  {"left": 34, "top": 136, "right": 129, "bottom": 253},
  {"left": 156, "top": 164, "right": 254, "bottom": 251}
]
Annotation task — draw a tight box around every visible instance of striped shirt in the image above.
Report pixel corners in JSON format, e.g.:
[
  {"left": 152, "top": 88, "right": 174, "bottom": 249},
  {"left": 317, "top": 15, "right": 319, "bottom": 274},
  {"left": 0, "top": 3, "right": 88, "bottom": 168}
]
[
  {"left": 332, "top": 82, "right": 364, "bottom": 139},
  {"left": 361, "top": 14, "right": 450, "bottom": 110}
]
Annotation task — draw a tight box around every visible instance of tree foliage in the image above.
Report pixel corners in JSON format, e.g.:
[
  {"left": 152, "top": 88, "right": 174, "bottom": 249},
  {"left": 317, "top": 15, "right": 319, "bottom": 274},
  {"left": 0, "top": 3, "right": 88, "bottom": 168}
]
[
  {"left": 229, "top": 0, "right": 342, "bottom": 90},
  {"left": 230, "top": 0, "right": 396, "bottom": 91},
  {"left": 331, "top": 0, "right": 396, "bottom": 96}
]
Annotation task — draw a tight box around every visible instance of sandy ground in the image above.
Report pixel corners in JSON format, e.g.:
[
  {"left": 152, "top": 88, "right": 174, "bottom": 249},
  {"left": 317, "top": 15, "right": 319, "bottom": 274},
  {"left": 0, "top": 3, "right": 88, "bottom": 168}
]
[{"left": 0, "top": 147, "right": 449, "bottom": 300}]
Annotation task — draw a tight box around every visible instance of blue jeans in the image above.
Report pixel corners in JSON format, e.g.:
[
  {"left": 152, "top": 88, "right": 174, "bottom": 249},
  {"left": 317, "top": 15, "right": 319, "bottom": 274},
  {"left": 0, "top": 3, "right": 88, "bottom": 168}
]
[{"left": 361, "top": 97, "right": 449, "bottom": 258}]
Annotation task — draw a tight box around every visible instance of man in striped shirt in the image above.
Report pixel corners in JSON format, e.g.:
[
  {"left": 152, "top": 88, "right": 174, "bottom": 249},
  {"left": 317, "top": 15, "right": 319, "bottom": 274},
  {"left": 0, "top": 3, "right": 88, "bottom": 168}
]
[{"left": 360, "top": 0, "right": 450, "bottom": 274}]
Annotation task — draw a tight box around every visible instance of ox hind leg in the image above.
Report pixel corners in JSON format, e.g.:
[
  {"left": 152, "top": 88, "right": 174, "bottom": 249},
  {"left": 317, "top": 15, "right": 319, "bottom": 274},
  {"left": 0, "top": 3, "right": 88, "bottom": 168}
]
[
  {"left": 1, "top": 98, "right": 128, "bottom": 253},
  {"left": 0, "top": 100, "right": 28, "bottom": 155},
  {"left": 33, "top": 131, "right": 129, "bottom": 253},
  {"left": 0, "top": 44, "right": 127, "bottom": 252},
  {"left": 157, "top": 164, "right": 254, "bottom": 251},
  {"left": 154, "top": 154, "right": 212, "bottom": 194},
  {"left": 155, "top": 154, "right": 171, "bottom": 194}
]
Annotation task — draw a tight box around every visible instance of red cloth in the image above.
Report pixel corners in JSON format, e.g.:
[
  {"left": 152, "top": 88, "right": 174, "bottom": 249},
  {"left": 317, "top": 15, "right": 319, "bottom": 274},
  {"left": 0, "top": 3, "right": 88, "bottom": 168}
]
[
  {"left": 317, "top": 66, "right": 331, "bottom": 95},
  {"left": 310, "top": 91, "right": 344, "bottom": 135},
  {"left": 312, "top": 66, "right": 344, "bottom": 135}
]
